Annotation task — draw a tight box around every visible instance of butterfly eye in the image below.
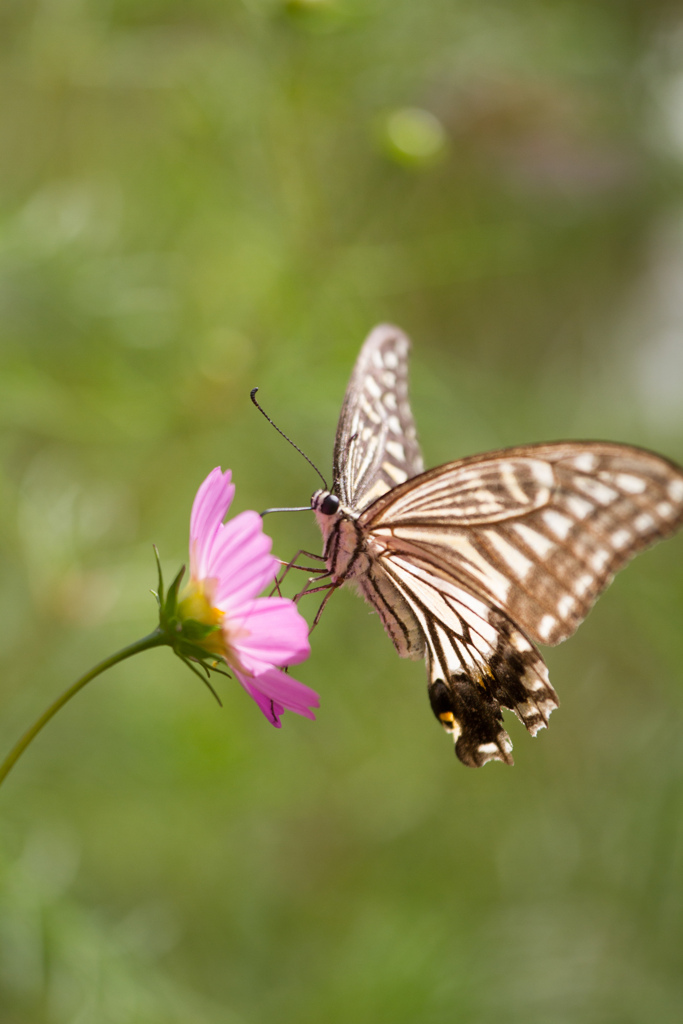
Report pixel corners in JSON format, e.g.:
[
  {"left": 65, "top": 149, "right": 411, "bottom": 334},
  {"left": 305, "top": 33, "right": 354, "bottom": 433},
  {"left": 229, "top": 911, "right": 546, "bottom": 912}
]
[{"left": 320, "top": 494, "right": 340, "bottom": 516}]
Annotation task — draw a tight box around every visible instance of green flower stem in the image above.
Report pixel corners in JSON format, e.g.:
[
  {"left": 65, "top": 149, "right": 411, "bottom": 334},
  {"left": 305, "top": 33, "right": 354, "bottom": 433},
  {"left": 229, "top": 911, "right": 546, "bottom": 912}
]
[{"left": 0, "top": 628, "right": 168, "bottom": 789}]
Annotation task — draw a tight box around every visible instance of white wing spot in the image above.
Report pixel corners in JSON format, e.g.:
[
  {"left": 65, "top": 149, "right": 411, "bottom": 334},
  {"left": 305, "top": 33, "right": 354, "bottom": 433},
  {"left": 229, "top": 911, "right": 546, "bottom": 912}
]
[
  {"left": 386, "top": 415, "right": 402, "bottom": 435},
  {"left": 365, "top": 376, "right": 382, "bottom": 399},
  {"left": 565, "top": 495, "right": 593, "bottom": 520},
  {"left": 529, "top": 460, "right": 556, "bottom": 487},
  {"left": 668, "top": 479, "right": 683, "bottom": 502},
  {"left": 484, "top": 530, "right": 533, "bottom": 580},
  {"left": 634, "top": 512, "right": 655, "bottom": 533},
  {"left": 516, "top": 700, "right": 536, "bottom": 717},
  {"left": 382, "top": 370, "right": 396, "bottom": 389},
  {"left": 459, "top": 502, "right": 505, "bottom": 517},
  {"left": 473, "top": 488, "right": 500, "bottom": 506},
  {"left": 574, "top": 574, "right": 593, "bottom": 597},
  {"left": 611, "top": 529, "right": 631, "bottom": 549},
  {"left": 557, "top": 594, "right": 576, "bottom": 619},
  {"left": 359, "top": 398, "right": 382, "bottom": 425},
  {"left": 371, "top": 349, "right": 384, "bottom": 369},
  {"left": 538, "top": 615, "right": 557, "bottom": 640},
  {"left": 500, "top": 462, "right": 532, "bottom": 505},
  {"left": 591, "top": 549, "right": 610, "bottom": 572},
  {"left": 574, "top": 477, "right": 619, "bottom": 505},
  {"left": 383, "top": 350, "right": 399, "bottom": 370},
  {"left": 512, "top": 522, "right": 555, "bottom": 557},
  {"left": 383, "top": 391, "right": 397, "bottom": 411},
  {"left": 537, "top": 698, "right": 556, "bottom": 718},
  {"left": 359, "top": 479, "right": 391, "bottom": 505},
  {"left": 657, "top": 501, "right": 674, "bottom": 519},
  {"left": 383, "top": 462, "right": 408, "bottom": 485},
  {"left": 573, "top": 453, "right": 597, "bottom": 472},
  {"left": 511, "top": 634, "right": 532, "bottom": 652},
  {"left": 543, "top": 509, "right": 574, "bottom": 540},
  {"left": 385, "top": 440, "right": 406, "bottom": 462},
  {"left": 614, "top": 473, "right": 646, "bottom": 494},
  {"left": 478, "top": 742, "right": 501, "bottom": 756}
]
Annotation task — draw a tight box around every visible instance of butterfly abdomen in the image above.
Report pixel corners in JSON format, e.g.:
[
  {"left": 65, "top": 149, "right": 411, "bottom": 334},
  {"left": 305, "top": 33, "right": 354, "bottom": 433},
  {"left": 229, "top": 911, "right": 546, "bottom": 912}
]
[{"left": 354, "top": 567, "right": 425, "bottom": 660}]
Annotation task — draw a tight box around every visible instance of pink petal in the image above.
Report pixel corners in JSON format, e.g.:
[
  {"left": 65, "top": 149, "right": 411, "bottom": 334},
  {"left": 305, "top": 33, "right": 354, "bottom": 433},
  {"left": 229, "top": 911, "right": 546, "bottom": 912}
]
[
  {"left": 189, "top": 469, "right": 234, "bottom": 579},
  {"left": 202, "top": 510, "right": 266, "bottom": 574},
  {"left": 237, "top": 667, "right": 319, "bottom": 725},
  {"left": 209, "top": 511, "right": 278, "bottom": 607},
  {"left": 239, "top": 678, "right": 284, "bottom": 728},
  {"left": 230, "top": 598, "right": 311, "bottom": 672}
]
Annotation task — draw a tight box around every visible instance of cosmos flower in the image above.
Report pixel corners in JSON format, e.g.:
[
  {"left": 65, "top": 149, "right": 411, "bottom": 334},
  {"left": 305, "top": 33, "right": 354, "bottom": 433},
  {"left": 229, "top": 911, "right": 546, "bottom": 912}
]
[{"left": 176, "top": 467, "right": 318, "bottom": 727}]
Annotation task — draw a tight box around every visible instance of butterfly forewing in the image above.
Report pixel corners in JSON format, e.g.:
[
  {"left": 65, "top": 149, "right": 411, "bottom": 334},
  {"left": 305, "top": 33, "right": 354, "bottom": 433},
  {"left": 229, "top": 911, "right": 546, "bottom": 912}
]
[
  {"left": 333, "top": 324, "right": 424, "bottom": 511},
  {"left": 314, "top": 324, "right": 683, "bottom": 767},
  {"left": 362, "top": 442, "right": 683, "bottom": 647}
]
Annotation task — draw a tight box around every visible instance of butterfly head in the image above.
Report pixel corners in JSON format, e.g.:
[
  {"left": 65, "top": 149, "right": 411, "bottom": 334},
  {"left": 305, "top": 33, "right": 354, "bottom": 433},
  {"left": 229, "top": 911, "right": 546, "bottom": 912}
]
[
  {"left": 312, "top": 490, "right": 340, "bottom": 516},
  {"left": 311, "top": 489, "right": 343, "bottom": 546}
]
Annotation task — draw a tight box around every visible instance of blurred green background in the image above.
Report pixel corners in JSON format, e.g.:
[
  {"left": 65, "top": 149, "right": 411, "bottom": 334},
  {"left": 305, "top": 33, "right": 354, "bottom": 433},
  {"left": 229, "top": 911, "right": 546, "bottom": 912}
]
[{"left": 2, "top": 1, "right": 683, "bottom": 1021}]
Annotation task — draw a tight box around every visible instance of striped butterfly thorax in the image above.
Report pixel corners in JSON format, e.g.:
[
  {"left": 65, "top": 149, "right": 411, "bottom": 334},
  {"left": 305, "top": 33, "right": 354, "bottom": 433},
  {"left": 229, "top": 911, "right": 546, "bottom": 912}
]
[{"left": 311, "top": 325, "right": 683, "bottom": 767}]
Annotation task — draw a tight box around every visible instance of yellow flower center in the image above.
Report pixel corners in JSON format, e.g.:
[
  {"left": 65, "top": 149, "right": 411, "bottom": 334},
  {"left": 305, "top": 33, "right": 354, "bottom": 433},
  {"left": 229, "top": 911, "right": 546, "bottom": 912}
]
[
  {"left": 177, "top": 579, "right": 251, "bottom": 674},
  {"left": 177, "top": 580, "right": 228, "bottom": 659}
]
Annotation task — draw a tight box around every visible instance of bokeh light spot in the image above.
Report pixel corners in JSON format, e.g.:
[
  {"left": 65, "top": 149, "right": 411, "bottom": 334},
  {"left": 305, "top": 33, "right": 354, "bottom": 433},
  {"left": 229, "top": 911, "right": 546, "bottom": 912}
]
[{"left": 383, "top": 107, "right": 447, "bottom": 166}]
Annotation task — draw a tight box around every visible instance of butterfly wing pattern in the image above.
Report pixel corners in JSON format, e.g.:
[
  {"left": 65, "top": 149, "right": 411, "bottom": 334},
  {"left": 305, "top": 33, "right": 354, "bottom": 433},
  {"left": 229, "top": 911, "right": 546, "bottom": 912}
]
[
  {"left": 333, "top": 324, "right": 424, "bottom": 510},
  {"left": 312, "top": 325, "right": 683, "bottom": 767}
]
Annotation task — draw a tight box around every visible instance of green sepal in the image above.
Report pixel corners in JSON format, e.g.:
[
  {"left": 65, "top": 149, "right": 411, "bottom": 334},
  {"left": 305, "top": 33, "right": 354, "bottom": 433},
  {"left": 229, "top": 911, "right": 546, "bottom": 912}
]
[
  {"left": 178, "top": 656, "right": 225, "bottom": 706},
  {"left": 152, "top": 545, "right": 164, "bottom": 608},
  {"left": 164, "top": 564, "right": 186, "bottom": 621},
  {"left": 168, "top": 619, "right": 223, "bottom": 666},
  {"left": 149, "top": 549, "right": 230, "bottom": 707},
  {"left": 175, "top": 638, "right": 222, "bottom": 662},
  {"left": 180, "top": 619, "right": 221, "bottom": 643}
]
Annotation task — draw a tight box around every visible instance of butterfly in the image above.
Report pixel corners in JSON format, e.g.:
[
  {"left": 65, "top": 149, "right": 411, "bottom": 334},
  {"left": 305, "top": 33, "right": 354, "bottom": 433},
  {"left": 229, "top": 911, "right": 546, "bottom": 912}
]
[{"left": 308, "top": 324, "right": 683, "bottom": 767}]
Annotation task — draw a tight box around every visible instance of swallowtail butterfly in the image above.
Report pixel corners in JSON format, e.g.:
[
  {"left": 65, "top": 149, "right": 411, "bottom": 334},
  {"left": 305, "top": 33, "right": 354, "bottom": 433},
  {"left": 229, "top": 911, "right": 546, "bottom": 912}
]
[{"left": 309, "top": 325, "right": 683, "bottom": 767}]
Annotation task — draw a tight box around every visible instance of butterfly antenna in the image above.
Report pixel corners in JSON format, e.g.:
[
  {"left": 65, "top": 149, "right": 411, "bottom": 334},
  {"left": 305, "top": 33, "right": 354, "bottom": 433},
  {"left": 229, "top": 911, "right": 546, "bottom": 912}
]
[{"left": 250, "top": 387, "right": 329, "bottom": 490}]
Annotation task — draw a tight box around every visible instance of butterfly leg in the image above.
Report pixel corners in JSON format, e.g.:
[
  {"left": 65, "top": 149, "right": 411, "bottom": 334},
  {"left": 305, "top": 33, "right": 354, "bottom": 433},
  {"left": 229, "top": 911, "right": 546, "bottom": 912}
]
[
  {"left": 270, "top": 549, "right": 330, "bottom": 597},
  {"left": 294, "top": 580, "right": 340, "bottom": 633},
  {"left": 279, "top": 549, "right": 327, "bottom": 573},
  {"left": 291, "top": 575, "right": 340, "bottom": 633},
  {"left": 311, "top": 582, "right": 340, "bottom": 630},
  {"left": 293, "top": 575, "right": 335, "bottom": 603}
]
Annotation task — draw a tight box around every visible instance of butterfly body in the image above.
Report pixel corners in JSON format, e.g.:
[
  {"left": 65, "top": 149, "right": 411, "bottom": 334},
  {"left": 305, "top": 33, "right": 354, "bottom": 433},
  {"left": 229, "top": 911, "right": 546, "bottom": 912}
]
[
  {"left": 311, "top": 325, "right": 683, "bottom": 767},
  {"left": 313, "top": 489, "right": 426, "bottom": 659}
]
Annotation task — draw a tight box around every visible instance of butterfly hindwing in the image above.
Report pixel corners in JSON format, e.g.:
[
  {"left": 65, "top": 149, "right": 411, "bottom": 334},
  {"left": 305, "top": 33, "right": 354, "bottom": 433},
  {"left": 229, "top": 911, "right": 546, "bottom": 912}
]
[
  {"left": 333, "top": 324, "right": 424, "bottom": 511},
  {"left": 378, "top": 552, "right": 558, "bottom": 766}
]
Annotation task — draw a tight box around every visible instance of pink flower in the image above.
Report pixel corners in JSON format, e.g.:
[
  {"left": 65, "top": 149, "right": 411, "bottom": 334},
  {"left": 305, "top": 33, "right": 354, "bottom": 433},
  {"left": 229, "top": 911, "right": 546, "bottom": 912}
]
[{"left": 177, "top": 468, "right": 318, "bottom": 727}]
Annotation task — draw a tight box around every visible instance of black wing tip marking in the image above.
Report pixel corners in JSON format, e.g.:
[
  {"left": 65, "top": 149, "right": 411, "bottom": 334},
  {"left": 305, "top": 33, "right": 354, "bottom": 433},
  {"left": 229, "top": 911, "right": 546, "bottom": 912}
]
[
  {"left": 428, "top": 677, "right": 515, "bottom": 767},
  {"left": 428, "top": 617, "right": 559, "bottom": 768}
]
